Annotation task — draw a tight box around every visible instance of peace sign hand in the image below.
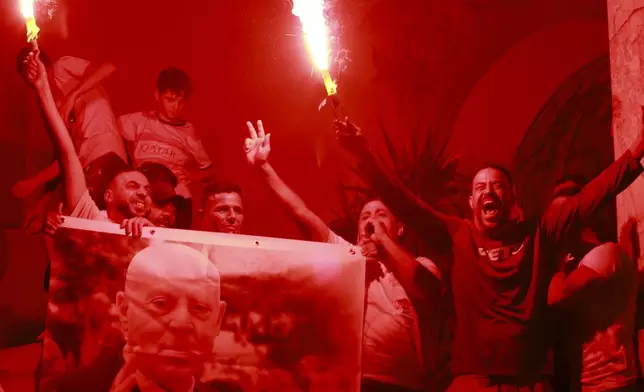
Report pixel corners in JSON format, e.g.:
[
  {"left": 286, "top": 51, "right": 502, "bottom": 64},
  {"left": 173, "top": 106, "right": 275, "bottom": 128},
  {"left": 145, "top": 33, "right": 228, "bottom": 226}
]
[{"left": 245, "top": 120, "right": 272, "bottom": 166}]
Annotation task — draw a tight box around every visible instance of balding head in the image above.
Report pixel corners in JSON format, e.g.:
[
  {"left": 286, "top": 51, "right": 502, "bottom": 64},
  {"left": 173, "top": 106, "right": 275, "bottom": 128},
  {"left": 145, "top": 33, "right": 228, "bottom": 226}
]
[
  {"left": 124, "top": 242, "right": 221, "bottom": 292},
  {"left": 116, "top": 243, "right": 226, "bottom": 386}
]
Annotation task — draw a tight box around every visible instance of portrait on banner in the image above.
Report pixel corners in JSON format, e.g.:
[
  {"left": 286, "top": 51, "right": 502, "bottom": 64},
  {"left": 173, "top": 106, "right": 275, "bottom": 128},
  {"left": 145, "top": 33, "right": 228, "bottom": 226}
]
[{"left": 37, "top": 219, "right": 365, "bottom": 392}]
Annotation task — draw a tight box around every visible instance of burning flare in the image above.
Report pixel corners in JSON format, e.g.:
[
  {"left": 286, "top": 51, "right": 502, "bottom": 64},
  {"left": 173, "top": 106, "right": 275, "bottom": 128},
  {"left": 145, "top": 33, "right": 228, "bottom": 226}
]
[
  {"left": 292, "top": 0, "right": 337, "bottom": 96},
  {"left": 20, "top": 0, "right": 40, "bottom": 42}
]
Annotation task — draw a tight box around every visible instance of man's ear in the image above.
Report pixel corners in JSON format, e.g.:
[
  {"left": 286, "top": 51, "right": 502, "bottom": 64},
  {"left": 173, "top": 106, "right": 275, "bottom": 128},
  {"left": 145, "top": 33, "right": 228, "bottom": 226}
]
[
  {"left": 469, "top": 195, "right": 474, "bottom": 211},
  {"left": 397, "top": 223, "right": 404, "bottom": 238},
  {"left": 215, "top": 301, "right": 227, "bottom": 336},
  {"left": 115, "top": 291, "right": 129, "bottom": 337},
  {"left": 104, "top": 189, "right": 113, "bottom": 206}
]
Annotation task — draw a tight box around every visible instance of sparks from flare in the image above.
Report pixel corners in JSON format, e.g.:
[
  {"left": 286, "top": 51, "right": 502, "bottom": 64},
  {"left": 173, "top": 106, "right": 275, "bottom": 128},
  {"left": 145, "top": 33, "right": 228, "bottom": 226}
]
[
  {"left": 20, "top": 0, "right": 40, "bottom": 42},
  {"left": 291, "top": 0, "right": 337, "bottom": 96}
]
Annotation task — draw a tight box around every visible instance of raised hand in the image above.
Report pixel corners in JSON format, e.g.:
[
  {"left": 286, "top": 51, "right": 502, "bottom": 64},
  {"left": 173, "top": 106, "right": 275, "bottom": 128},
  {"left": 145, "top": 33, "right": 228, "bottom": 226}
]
[
  {"left": 44, "top": 204, "right": 64, "bottom": 237},
  {"left": 120, "top": 217, "right": 154, "bottom": 238},
  {"left": 368, "top": 220, "right": 390, "bottom": 244},
  {"left": 245, "top": 120, "right": 271, "bottom": 166},
  {"left": 21, "top": 50, "right": 48, "bottom": 91},
  {"left": 334, "top": 117, "right": 367, "bottom": 155}
]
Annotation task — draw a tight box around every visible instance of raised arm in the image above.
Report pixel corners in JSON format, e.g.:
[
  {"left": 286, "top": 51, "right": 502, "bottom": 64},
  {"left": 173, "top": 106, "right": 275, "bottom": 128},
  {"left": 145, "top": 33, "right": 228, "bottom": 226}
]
[
  {"left": 335, "top": 119, "right": 458, "bottom": 251},
  {"left": 245, "top": 121, "right": 331, "bottom": 242},
  {"left": 370, "top": 221, "right": 441, "bottom": 307},
  {"left": 11, "top": 161, "right": 60, "bottom": 199},
  {"left": 548, "top": 242, "right": 629, "bottom": 307},
  {"left": 541, "top": 131, "right": 644, "bottom": 241},
  {"left": 23, "top": 50, "right": 87, "bottom": 214}
]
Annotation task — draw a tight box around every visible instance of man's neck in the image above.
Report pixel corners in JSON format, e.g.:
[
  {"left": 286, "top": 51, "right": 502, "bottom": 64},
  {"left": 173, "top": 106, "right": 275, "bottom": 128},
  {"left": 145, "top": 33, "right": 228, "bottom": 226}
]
[
  {"left": 473, "top": 218, "right": 516, "bottom": 242},
  {"left": 154, "top": 111, "right": 186, "bottom": 127},
  {"left": 106, "top": 207, "right": 127, "bottom": 224}
]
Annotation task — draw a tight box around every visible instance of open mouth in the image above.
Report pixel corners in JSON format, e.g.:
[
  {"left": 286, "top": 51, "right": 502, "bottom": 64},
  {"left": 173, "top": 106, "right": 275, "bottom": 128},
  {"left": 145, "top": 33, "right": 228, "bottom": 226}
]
[
  {"left": 133, "top": 200, "right": 146, "bottom": 211},
  {"left": 158, "top": 349, "right": 200, "bottom": 360},
  {"left": 132, "top": 346, "right": 201, "bottom": 361},
  {"left": 481, "top": 199, "right": 500, "bottom": 218}
]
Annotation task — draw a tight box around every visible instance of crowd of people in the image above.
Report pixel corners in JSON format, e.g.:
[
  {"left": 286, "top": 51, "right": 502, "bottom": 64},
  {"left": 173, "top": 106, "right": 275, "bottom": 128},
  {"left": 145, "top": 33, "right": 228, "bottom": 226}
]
[{"left": 12, "top": 39, "right": 644, "bottom": 392}]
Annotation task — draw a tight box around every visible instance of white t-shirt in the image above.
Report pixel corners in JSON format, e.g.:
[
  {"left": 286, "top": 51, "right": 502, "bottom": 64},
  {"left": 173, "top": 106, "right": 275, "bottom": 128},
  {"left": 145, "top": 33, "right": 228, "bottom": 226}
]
[
  {"left": 119, "top": 111, "right": 212, "bottom": 198},
  {"left": 575, "top": 245, "right": 637, "bottom": 391},
  {"left": 69, "top": 190, "right": 112, "bottom": 222},
  {"left": 52, "top": 56, "right": 128, "bottom": 167},
  {"left": 328, "top": 231, "right": 439, "bottom": 390}
]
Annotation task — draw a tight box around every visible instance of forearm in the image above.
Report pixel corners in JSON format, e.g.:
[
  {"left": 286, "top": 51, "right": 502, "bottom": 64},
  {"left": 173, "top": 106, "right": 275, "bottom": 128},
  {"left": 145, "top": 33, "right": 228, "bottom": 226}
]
[
  {"left": 548, "top": 266, "right": 603, "bottom": 308},
  {"left": 69, "top": 62, "right": 115, "bottom": 99},
  {"left": 547, "top": 272, "right": 568, "bottom": 307},
  {"left": 543, "top": 151, "right": 643, "bottom": 239},
  {"left": 36, "top": 85, "right": 86, "bottom": 213},
  {"left": 355, "top": 145, "right": 454, "bottom": 250},
  {"left": 379, "top": 236, "right": 430, "bottom": 305},
  {"left": 258, "top": 162, "right": 329, "bottom": 242},
  {"left": 31, "top": 161, "right": 61, "bottom": 185}
]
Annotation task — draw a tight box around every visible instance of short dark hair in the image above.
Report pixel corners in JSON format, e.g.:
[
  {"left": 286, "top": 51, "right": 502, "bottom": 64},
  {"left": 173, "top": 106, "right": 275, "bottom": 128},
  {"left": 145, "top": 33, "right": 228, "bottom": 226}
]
[
  {"left": 202, "top": 181, "right": 242, "bottom": 206},
  {"left": 107, "top": 169, "right": 142, "bottom": 190},
  {"left": 357, "top": 193, "right": 383, "bottom": 212},
  {"left": 16, "top": 46, "right": 52, "bottom": 74},
  {"left": 552, "top": 175, "right": 587, "bottom": 199},
  {"left": 157, "top": 67, "right": 192, "bottom": 98},
  {"left": 138, "top": 162, "right": 178, "bottom": 188},
  {"left": 477, "top": 163, "right": 514, "bottom": 188}
]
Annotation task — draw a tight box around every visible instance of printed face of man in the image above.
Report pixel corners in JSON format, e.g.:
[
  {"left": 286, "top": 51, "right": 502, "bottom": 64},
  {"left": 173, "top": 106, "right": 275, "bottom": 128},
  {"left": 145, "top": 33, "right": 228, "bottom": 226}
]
[
  {"left": 105, "top": 171, "right": 152, "bottom": 218},
  {"left": 202, "top": 192, "right": 244, "bottom": 234},
  {"left": 117, "top": 244, "right": 226, "bottom": 384}
]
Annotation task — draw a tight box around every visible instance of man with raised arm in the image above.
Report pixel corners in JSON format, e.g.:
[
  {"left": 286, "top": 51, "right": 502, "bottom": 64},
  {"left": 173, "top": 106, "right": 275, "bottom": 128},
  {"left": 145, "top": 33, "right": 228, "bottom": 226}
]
[
  {"left": 14, "top": 48, "right": 129, "bottom": 212},
  {"left": 547, "top": 178, "right": 638, "bottom": 392},
  {"left": 21, "top": 49, "right": 152, "bottom": 236},
  {"left": 244, "top": 120, "right": 442, "bottom": 392},
  {"left": 333, "top": 118, "right": 644, "bottom": 391}
]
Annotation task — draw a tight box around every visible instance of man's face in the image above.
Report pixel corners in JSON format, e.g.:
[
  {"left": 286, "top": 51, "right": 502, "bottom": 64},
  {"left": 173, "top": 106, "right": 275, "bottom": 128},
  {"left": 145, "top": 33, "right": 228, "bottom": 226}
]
[
  {"left": 469, "top": 168, "right": 515, "bottom": 232},
  {"left": 155, "top": 90, "right": 186, "bottom": 122},
  {"left": 105, "top": 171, "right": 152, "bottom": 218},
  {"left": 149, "top": 202, "right": 177, "bottom": 228},
  {"left": 202, "top": 192, "right": 244, "bottom": 234},
  {"left": 118, "top": 253, "right": 225, "bottom": 381},
  {"left": 356, "top": 199, "right": 400, "bottom": 243}
]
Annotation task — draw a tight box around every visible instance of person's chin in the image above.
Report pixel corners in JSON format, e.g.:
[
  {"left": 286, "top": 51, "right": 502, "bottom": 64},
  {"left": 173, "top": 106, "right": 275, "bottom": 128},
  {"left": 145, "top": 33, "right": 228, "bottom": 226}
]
[{"left": 479, "top": 216, "right": 502, "bottom": 231}]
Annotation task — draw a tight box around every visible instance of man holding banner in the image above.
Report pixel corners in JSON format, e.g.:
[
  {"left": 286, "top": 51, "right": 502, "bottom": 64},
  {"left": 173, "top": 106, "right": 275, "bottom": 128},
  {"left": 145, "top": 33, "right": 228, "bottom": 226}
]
[
  {"left": 244, "top": 120, "right": 442, "bottom": 392},
  {"left": 20, "top": 49, "right": 154, "bottom": 237}
]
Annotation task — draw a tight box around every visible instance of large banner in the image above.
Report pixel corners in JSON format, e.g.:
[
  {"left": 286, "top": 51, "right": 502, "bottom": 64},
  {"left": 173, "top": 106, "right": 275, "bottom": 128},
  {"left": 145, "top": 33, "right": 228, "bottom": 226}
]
[{"left": 38, "top": 217, "right": 365, "bottom": 392}]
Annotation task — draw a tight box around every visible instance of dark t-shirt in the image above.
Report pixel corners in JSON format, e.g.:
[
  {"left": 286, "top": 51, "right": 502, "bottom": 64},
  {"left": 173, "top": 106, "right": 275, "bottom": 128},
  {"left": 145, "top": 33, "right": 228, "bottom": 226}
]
[{"left": 358, "top": 149, "right": 642, "bottom": 377}]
